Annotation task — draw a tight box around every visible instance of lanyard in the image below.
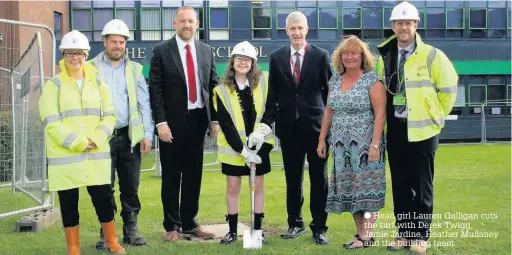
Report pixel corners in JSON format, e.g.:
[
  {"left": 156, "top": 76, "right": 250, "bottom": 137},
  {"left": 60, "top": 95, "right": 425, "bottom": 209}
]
[{"left": 291, "top": 43, "right": 307, "bottom": 82}]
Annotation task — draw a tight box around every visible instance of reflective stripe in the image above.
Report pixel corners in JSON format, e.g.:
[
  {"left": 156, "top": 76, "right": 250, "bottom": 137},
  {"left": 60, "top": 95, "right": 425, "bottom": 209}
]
[
  {"left": 129, "top": 106, "right": 138, "bottom": 113},
  {"left": 103, "top": 111, "right": 115, "bottom": 116},
  {"left": 60, "top": 108, "right": 101, "bottom": 119},
  {"left": 218, "top": 146, "right": 240, "bottom": 156},
  {"left": 62, "top": 132, "right": 78, "bottom": 148},
  {"left": 51, "top": 77, "right": 61, "bottom": 89},
  {"left": 409, "top": 118, "right": 444, "bottom": 128},
  {"left": 98, "top": 125, "right": 111, "bottom": 136},
  {"left": 88, "top": 152, "right": 111, "bottom": 160},
  {"left": 427, "top": 47, "right": 436, "bottom": 78},
  {"left": 44, "top": 114, "right": 62, "bottom": 126},
  {"left": 406, "top": 80, "right": 435, "bottom": 89},
  {"left": 255, "top": 73, "right": 267, "bottom": 123},
  {"left": 61, "top": 109, "right": 82, "bottom": 118},
  {"left": 47, "top": 152, "right": 111, "bottom": 166},
  {"left": 130, "top": 118, "right": 142, "bottom": 126},
  {"left": 219, "top": 85, "right": 236, "bottom": 125},
  {"left": 52, "top": 78, "right": 62, "bottom": 113},
  {"left": 83, "top": 108, "right": 101, "bottom": 116},
  {"left": 238, "top": 130, "right": 246, "bottom": 138},
  {"left": 264, "top": 133, "right": 273, "bottom": 140},
  {"left": 48, "top": 154, "right": 84, "bottom": 165},
  {"left": 438, "top": 86, "right": 457, "bottom": 94}
]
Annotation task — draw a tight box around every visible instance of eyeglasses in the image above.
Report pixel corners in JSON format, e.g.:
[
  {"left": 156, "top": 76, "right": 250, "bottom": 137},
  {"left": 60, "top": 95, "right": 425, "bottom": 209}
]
[
  {"left": 234, "top": 55, "right": 252, "bottom": 62},
  {"left": 64, "top": 51, "right": 86, "bottom": 58}
]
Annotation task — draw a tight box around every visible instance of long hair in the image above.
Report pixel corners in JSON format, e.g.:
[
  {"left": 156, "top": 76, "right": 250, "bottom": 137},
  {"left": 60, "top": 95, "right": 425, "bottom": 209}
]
[
  {"left": 331, "top": 35, "right": 375, "bottom": 74},
  {"left": 220, "top": 55, "right": 262, "bottom": 91}
]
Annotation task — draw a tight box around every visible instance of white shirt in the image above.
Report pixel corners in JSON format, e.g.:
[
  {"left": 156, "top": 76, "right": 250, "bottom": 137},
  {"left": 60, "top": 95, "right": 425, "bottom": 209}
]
[
  {"left": 290, "top": 43, "right": 306, "bottom": 76},
  {"left": 394, "top": 41, "right": 416, "bottom": 119},
  {"left": 236, "top": 78, "right": 250, "bottom": 91},
  {"left": 75, "top": 79, "right": 84, "bottom": 92},
  {"left": 175, "top": 35, "right": 204, "bottom": 110}
]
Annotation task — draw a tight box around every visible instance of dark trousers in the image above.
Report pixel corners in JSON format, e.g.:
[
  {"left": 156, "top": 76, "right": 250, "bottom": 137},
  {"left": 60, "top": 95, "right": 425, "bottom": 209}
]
[
  {"left": 160, "top": 108, "right": 208, "bottom": 232},
  {"left": 58, "top": 184, "right": 115, "bottom": 228},
  {"left": 109, "top": 127, "right": 142, "bottom": 220},
  {"left": 280, "top": 120, "right": 329, "bottom": 233},
  {"left": 387, "top": 117, "right": 438, "bottom": 241}
]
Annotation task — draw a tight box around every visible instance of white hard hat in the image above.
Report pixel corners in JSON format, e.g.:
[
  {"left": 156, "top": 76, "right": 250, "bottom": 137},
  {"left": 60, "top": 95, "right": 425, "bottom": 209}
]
[
  {"left": 59, "top": 30, "right": 90, "bottom": 51},
  {"left": 230, "top": 41, "right": 257, "bottom": 61},
  {"left": 102, "top": 19, "right": 130, "bottom": 39},
  {"left": 390, "top": 1, "right": 420, "bottom": 22}
]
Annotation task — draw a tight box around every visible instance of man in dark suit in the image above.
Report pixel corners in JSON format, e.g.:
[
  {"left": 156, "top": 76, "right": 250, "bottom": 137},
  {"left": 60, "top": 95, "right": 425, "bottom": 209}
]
[
  {"left": 262, "top": 11, "right": 333, "bottom": 245},
  {"left": 149, "top": 6, "right": 219, "bottom": 242}
]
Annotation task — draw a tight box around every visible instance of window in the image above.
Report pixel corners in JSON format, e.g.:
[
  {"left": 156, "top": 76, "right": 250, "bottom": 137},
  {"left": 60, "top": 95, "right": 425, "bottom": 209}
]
[
  {"left": 488, "top": 8, "right": 507, "bottom": 38},
  {"left": 72, "top": 9, "right": 92, "bottom": 41},
  {"left": 93, "top": 9, "right": 114, "bottom": 41},
  {"left": 162, "top": 6, "right": 204, "bottom": 41},
  {"left": 383, "top": 7, "right": 392, "bottom": 29},
  {"left": 318, "top": 8, "right": 337, "bottom": 40},
  {"left": 343, "top": 8, "right": 362, "bottom": 29},
  {"left": 451, "top": 76, "right": 465, "bottom": 116},
  {"left": 115, "top": 1, "right": 134, "bottom": 7},
  {"left": 252, "top": 5, "right": 271, "bottom": 39},
  {"left": 468, "top": 76, "right": 487, "bottom": 109},
  {"left": 93, "top": 0, "right": 112, "bottom": 8},
  {"left": 426, "top": 8, "right": 445, "bottom": 38},
  {"left": 54, "top": 12, "right": 62, "bottom": 40},
  {"left": 71, "top": 1, "right": 91, "bottom": 8},
  {"left": 276, "top": 8, "right": 296, "bottom": 39},
  {"left": 487, "top": 76, "right": 507, "bottom": 102},
  {"left": 363, "top": 7, "right": 382, "bottom": 39},
  {"left": 141, "top": 8, "right": 161, "bottom": 40},
  {"left": 209, "top": 6, "right": 229, "bottom": 40},
  {"left": 343, "top": 7, "right": 362, "bottom": 37},
  {"left": 115, "top": 8, "right": 135, "bottom": 40},
  {"left": 446, "top": 8, "right": 464, "bottom": 39},
  {"left": 470, "top": 8, "right": 487, "bottom": 38},
  {"left": 141, "top": 1, "right": 160, "bottom": 7}
]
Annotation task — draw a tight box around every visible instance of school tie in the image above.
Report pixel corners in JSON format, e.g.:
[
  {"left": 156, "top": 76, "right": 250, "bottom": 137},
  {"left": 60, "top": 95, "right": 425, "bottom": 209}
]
[
  {"left": 185, "top": 44, "right": 197, "bottom": 103},
  {"left": 294, "top": 51, "right": 301, "bottom": 84},
  {"left": 395, "top": 49, "right": 408, "bottom": 114}
]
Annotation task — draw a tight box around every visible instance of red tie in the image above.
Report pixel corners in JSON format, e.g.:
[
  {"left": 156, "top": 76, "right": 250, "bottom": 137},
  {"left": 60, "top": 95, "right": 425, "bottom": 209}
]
[{"left": 185, "top": 44, "right": 197, "bottom": 103}]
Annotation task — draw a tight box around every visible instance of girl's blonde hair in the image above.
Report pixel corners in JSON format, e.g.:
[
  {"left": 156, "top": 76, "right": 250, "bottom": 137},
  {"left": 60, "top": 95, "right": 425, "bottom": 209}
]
[{"left": 331, "top": 35, "right": 375, "bottom": 74}]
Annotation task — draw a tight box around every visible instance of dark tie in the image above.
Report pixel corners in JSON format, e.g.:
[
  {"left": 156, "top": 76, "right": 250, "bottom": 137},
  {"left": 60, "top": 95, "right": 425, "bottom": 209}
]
[
  {"left": 395, "top": 49, "right": 408, "bottom": 114},
  {"left": 185, "top": 44, "right": 197, "bottom": 103},
  {"left": 294, "top": 51, "right": 301, "bottom": 84}
]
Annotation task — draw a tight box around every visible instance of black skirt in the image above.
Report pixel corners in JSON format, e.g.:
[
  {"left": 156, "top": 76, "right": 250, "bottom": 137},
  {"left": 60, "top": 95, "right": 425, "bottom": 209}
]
[{"left": 221, "top": 143, "right": 273, "bottom": 176}]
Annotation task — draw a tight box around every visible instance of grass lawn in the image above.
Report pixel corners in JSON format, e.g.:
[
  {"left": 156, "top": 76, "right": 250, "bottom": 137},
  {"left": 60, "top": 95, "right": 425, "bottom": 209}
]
[{"left": 0, "top": 144, "right": 510, "bottom": 255}]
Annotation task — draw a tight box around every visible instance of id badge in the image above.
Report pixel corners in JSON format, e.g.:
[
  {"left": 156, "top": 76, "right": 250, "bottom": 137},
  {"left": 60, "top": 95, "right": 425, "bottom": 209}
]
[{"left": 393, "top": 96, "right": 406, "bottom": 106}]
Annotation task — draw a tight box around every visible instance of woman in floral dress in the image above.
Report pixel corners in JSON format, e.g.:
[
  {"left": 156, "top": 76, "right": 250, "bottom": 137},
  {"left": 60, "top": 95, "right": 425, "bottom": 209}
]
[{"left": 317, "top": 35, "right": 386, "bottom": 249}]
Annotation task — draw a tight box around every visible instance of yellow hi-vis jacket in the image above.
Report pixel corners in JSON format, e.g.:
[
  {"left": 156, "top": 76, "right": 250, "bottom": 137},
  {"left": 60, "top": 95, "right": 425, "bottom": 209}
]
[
  {"left": 39, "top": 59, "right": 116, "bottom": 191},
  {"left": 89, "top": 52, "right": 144, "bottom": 148},
  {"left": 213, "top": 72, "right": 275, "bottom": 166},
  {"left": 376, "top": 33, "right": 458, "bottom": 142}
]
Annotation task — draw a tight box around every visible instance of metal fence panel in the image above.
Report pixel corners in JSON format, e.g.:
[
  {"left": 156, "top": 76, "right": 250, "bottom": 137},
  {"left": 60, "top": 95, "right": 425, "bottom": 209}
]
[{"left": 0, "top": 18, "right": 56, "bottom": 219}]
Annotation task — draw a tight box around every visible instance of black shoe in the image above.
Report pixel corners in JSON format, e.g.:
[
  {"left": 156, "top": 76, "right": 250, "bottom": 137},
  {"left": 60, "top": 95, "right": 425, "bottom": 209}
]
[
  {"left": 280, "top": 227, "right": 306, "bottom": 239},
  {"left": 122, "top": 212, "right": 147, "bottom": 246},
  {"left": 312, "top": 232, "right": 328, "bottom": 245},
  {"left": 95, "top": 227, "right": 106, "bottom": 250},
  {"left": 220, "top": 232, "right": 237, "bottom": 244}
]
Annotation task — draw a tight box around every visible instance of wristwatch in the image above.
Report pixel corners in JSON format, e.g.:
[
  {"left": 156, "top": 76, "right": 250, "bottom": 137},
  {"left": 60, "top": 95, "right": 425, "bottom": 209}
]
[{"left": 371, "top": 144, "right": 379, "bottom": 149}]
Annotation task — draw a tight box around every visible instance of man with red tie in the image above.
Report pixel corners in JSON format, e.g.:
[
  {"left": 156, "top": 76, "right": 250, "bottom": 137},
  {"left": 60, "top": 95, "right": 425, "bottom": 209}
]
[
  {"left": 260, "top": 11, "right": 333, "bottom": 245},
  {"left": 149, "top": 6, "right": 219, "bottom": 242}
]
